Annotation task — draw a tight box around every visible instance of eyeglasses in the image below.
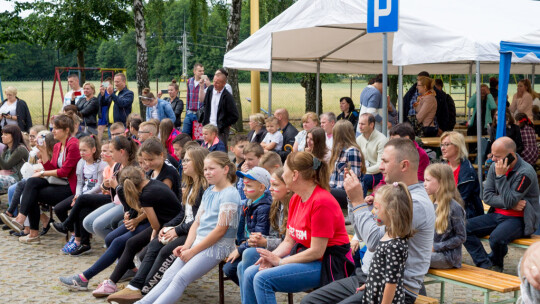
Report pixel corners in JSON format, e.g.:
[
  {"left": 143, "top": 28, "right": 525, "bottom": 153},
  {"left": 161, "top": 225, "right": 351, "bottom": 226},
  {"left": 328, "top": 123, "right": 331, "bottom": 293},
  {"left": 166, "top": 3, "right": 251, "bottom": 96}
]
[
  {"left": 138, "top": 131, "right": 150, "bottom": 134},
  {"left": 111, "top": 132, "right": 123, "bottom": 137},
  {"left": 441, "top": 143, "right": 454, "bottom": 148},
  {"left": 182, "top": 158, "right": 191, "bottom": 164}
]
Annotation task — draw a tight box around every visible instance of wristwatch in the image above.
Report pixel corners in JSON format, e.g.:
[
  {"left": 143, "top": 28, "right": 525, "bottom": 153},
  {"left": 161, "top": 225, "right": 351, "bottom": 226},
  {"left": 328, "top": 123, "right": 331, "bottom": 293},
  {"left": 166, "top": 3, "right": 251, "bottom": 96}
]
[{"left": 40, "top": 170, "right": 45, "bottom": 177}]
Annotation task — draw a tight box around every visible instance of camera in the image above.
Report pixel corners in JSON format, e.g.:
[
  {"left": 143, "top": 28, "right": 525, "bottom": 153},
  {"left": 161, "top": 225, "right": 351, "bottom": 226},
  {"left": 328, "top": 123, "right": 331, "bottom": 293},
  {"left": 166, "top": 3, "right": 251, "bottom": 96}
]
[{"left": 37, "top": 134, "right": 46, "bottom": 146}]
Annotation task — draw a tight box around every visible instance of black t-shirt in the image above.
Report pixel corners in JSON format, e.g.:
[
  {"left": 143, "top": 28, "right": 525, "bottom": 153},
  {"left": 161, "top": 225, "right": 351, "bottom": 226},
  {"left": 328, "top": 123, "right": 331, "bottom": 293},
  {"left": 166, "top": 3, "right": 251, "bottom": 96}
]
[
  {"left": 140, "top": 180, "right": 182, "bottom": 225},
  {"left": 147, "top": 161, "right": 181, "bottom": 200}
]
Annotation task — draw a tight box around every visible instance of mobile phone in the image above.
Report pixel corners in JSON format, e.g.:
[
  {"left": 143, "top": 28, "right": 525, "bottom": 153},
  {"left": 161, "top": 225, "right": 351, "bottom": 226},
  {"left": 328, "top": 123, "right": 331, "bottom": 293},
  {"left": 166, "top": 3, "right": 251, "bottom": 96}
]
[
  {"left": 37, "top": 135, "right": 45, "bottom": 146},
  {"left": 505, "top": 153, "right": 516, "bottom": 164},
  {"left": 102, "top": 82, "right": 110, "bottom": 89},
  {"left": 161, "top": 89, "right": 168, "bottom": 94},
  {"left": 73, "top": 91, "right": 82, "bottom": 97}
]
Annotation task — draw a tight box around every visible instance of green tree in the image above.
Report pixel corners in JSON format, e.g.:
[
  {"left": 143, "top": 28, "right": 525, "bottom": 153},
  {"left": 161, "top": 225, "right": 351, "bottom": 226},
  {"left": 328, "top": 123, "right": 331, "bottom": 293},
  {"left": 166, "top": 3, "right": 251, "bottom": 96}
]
[
  {"left": 17, "top": 0, "right": 132, "bottom": 82},
  {"left": 0, "top": 9, "right": 30, "bottom": 61}
]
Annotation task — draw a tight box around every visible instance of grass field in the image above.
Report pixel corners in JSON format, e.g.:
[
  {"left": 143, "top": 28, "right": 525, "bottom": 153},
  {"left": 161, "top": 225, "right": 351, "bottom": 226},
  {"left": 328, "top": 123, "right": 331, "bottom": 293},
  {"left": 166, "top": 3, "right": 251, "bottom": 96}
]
[{"left": 1, "top": 80, "right": 519, "bottom": 127}]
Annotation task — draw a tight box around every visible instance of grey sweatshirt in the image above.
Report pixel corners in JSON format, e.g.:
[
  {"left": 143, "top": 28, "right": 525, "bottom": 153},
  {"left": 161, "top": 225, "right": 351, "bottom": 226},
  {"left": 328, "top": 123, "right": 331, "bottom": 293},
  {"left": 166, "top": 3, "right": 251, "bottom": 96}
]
[
  {"left": 433, "top": 199, "right": 466, "bottom": 268},
  {"left": 349, "top": 182, "right": 435, "bottom": 293}
]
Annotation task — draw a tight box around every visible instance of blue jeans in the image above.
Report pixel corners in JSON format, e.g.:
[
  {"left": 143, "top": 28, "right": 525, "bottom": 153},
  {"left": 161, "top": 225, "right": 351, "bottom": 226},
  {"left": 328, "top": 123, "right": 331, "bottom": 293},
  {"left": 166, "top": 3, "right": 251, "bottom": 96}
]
[
  {"left": 463, "top": 213, "right": 524, "bottom": 268},
  {"left": 223, "top": 258, "right": 241, "bottom": 285},
  {"left": 83, "top": 222, "right": 150, "bottom": 280},
  {"left": 7, "top": 181, "right": 18, "bottom": 216},
  {"left": 182, "top": 111, "right": 197, "bottom": 136},
  {"left": 82, "top": 203, "right": 123, "bottom": 240},
  {"left": 243, "top": 261, "right": 322, "bottom": 304},
  {"left": 361, "top": 173, "right": 383, "bottom": 196},
  {"left": 238, "top": 248, "right": 265, "bottom": 303}
]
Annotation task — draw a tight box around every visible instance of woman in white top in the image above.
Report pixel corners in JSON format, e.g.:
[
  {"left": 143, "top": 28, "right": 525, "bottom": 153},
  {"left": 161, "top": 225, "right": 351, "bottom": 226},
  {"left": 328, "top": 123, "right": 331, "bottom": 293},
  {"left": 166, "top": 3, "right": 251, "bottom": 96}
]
[
  {"left": 0, "top": 86, "right": 32, "bottom": 132},
  {"left": 293, "top": 112, "right": 319, "bottom": 152}
]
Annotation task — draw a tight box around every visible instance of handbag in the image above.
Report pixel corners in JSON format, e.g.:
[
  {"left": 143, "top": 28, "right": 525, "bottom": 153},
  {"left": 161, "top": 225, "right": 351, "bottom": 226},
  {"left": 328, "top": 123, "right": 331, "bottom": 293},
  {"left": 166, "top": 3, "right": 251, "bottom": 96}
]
[
  {"left": 196, "top": 106, "right": 205, "bottom": 123},
  {"left": 46, "top": 176, "right": 69, "bottom": 186}
]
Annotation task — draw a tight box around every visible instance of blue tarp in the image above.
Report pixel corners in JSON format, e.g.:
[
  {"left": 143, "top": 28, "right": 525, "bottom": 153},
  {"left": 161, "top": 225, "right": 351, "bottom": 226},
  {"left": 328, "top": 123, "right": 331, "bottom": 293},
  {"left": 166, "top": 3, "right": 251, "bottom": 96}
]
[{"left": 497, "top": 41, "right": 540, "bottom": 138}]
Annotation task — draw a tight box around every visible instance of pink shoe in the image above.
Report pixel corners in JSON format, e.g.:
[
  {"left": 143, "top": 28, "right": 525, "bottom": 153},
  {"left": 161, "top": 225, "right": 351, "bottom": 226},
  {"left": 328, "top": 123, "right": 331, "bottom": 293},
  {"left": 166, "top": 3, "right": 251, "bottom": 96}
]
[{"left": 92, "top": 279, "right": 117, "bottom": 298}]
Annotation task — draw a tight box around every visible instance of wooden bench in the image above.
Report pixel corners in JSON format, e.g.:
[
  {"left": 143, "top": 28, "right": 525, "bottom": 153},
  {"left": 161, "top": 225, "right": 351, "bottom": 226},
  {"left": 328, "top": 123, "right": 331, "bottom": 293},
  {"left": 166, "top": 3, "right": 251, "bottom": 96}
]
[
  {"left": 415, "top": 294, "right": 439, "bottom": 304},
  {"left": 481, "top": 235, "right": 540, "bottom": 249},
  {"left": 425, "top": 264, "right": 520, "bottom": 304},
  {"left": 218, "top": 261, "right": 294, "bottom": 304}
]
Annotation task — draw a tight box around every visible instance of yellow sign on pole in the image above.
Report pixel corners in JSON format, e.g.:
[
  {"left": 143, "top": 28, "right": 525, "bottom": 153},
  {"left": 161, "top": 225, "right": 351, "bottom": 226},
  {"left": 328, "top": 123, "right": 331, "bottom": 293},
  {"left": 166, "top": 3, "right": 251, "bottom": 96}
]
[{"left": 251, "top": 0, "right": 261, "bottom": 114}]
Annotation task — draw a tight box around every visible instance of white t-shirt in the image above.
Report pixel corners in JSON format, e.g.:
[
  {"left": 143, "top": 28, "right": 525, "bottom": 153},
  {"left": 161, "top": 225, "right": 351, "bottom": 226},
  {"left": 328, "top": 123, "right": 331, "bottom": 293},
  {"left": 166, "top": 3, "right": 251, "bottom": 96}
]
[
  {"left": 262, "top": 131, "right": 283, "bottom": 151},
  {"left": 294, "top": 130, "right": 308, "bottom": 151},
  {"left": 326, "top": 134, "right": 333, "bottom": 151},
  {"left": 82, "top": 162, "right": 99, "bottom": 193},
  {"left": 150, "top": 106, "right": 159, "bottom": 119},
  {"left": 185, "top": 188, "right": 195, "bottom": 223},
  {"left": 63, "top": 88, "right": 84, "bottom": 109},
  {"left": 209, "top": 88, "right": 223, "bottom": 126},
  {"left": 0, "top": 101, "right": 17, "bottom": 126}
]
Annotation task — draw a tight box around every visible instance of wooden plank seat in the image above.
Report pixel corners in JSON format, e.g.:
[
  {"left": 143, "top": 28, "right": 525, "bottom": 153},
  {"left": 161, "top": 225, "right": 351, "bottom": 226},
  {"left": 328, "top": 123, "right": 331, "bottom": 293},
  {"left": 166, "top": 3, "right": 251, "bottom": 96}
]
[
  {"left": 425, "top": 264, "right": 521, "bottom": 304},
  {"left": 218, "top": 261, "right": 294, "bottom": 304},
  {"left": 415, "top": 294, "right": 439, "bottom": 304},
  {"left": 480, "top": 235, "right": 540, "bottom": 249}
]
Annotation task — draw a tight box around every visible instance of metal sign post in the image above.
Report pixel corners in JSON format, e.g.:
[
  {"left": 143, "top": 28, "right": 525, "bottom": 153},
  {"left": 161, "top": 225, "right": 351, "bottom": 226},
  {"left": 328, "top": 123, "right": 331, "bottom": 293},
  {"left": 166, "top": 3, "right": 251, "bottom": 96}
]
[{"left": 367, "top": 0, "right": 398, "bottom": 136}]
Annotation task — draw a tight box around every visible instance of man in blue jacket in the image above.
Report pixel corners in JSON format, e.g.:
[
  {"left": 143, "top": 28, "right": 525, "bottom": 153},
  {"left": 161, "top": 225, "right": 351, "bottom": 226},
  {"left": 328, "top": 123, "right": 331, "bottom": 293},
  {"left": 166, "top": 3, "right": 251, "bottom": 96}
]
[{"left": 102, "top": 73, "right": 134, "bottom": 125}]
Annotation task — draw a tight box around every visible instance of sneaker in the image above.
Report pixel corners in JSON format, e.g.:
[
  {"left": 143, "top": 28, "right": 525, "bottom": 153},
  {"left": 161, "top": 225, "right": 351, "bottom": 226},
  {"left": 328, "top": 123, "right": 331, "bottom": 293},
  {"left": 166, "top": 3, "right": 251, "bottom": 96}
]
[
  {"left": 118, "top": 268, "right": 137, "bottom": 283},
  {"left": 92, "top": 279, "right": 117, "bottom": 298},
  {"left": 490, "top": 265, "right": 504, "bottom": 273},
  {"left": 19, "top": 234, "right": 41, "bottom": 244},
  {"left": 52, "top": 222, "right": 68, "bottom": 235},
  {"left": 107, "top": 287, "right": 143, "bottom": 304},
  {"left": 70, "top": 244, "right": 92, "bottom": 256},
  {"left": 61, "top": 235, "right": 76, "bottom": 254},
  {"left": 59, "top": 274, "right": 88, "bottom": 291}
]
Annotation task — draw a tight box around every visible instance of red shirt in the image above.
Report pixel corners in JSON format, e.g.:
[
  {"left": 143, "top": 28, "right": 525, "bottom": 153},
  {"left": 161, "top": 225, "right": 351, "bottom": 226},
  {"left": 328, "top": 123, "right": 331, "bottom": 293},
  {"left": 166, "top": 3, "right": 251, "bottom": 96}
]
[
  {"left": 287, "top": 185, "right": 350, "bottom": 249},
  {"left": 453, "top": 164, "right": 461, "bottom": 187},
  {"left": 494, "top": 167, "right": 524, "bottom": 217}
]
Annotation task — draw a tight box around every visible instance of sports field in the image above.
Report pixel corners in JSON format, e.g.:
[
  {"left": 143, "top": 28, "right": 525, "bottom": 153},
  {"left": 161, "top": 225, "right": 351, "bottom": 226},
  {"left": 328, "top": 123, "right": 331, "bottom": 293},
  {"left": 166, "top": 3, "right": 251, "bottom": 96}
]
[{"left": 1, "top": 80, "right": 518, "bottom": 127}]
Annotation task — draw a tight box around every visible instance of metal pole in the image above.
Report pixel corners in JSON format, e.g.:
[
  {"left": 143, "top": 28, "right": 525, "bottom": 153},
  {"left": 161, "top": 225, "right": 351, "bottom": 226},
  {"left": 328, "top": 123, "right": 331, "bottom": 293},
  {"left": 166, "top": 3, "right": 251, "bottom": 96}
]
[
  {"left": 475, "top": 61, "right": 483, "bottom": 193},
  {"left": 316, "top": 60, "right": 321, "bottom": 115},
  {"left": 156, "top": 78, "right": 159, "bottom": 94},
  {"left": 350, "top": 76, "right": 353, "bottom": 98},
  {"left": 532, "top": 64, "right": 536, "bottom": 89},
  {"left": 382, "top": 32, "right": 388, "bottom": 135},
  {"left": 41, "top": 79, "right": 44, "bottom": 125},
  {"left": 268, "top": 69, "right": 272, "bottom": 115},
  {"left": 467, "top": 63, "right": 473, "bottom": 121},
  {"left": 398, "top": 66, "right": 403, "bottom": 123}
]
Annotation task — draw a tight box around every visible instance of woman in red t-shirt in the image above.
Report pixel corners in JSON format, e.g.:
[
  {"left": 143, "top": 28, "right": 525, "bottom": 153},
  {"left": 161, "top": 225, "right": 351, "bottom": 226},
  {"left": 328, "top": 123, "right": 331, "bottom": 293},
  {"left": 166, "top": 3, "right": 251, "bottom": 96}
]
[{"left": 241, "top": 151, "right": 352, "bottom": 304}]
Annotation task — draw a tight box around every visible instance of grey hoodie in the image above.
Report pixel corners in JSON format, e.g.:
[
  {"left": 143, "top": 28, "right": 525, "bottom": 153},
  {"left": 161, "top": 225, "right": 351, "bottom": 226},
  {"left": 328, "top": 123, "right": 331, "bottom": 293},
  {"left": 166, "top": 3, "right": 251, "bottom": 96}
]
[{"left": 349, "top": 182, "right": 435, "bottom": 293}]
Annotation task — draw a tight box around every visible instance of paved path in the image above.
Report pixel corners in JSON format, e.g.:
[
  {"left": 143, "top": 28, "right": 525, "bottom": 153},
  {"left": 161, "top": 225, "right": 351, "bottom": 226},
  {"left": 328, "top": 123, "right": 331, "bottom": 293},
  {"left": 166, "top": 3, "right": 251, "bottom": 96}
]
[{"left": 0, "top": 203, "right": 525, "bottom": 303}]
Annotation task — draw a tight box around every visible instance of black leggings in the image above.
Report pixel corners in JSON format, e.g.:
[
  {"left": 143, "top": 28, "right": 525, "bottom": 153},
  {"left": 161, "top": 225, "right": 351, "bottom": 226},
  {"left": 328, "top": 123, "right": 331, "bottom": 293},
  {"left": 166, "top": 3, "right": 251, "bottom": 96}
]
[
  {"left": 130, "top": 233, "right": 187, "bottom": 293},
  {"left": 19, "top": 177, "right": 72, "bottom": 230},
  {"left": 63, "top": 194, "right": 111, "bottom": 245},
  {"left": 109, "top": 226, "right": 153, "bottom": 283},
  {"left": 54, "top": 195, "right": 74, "bottom": 223}
]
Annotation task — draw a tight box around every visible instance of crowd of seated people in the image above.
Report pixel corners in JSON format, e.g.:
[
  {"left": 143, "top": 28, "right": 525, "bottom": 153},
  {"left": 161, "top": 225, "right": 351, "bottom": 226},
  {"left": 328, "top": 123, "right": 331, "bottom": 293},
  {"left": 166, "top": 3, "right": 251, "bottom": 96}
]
[{"left": 1, "top": 70, "right": 540, "bottom": 304}]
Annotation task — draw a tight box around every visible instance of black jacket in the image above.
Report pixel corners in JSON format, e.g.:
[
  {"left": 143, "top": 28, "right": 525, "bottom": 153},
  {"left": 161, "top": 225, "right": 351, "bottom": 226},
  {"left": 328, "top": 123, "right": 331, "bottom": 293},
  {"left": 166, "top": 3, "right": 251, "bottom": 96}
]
[
  {"left": 200, "top": 85, "right": 239, "bottom": 132},
  {"left": 77, "top": 96, "right": 99, "bottom": 128},
  {"left": 247, "top": 126, "right": 267, "bottom": 144},
  {"left": 439, "top": 90, "right": 456, "bottom": 131},
  {"left": 0, "top": 98, "right": 32, "bottom": 132},
  {"left": 455, "top": 158, "right": 483, "bottom": 219},
  {"left": 165, "top": 96, "right": 184, "bottom": 129},
  {"left": 403, "top": 84, "right": 451, "bottom": 132},
  {"left": 277, "top": 122, "right": 299, "bottom": 162},
  {"left": 100, "top": 88, "right": 134, "bottom": 124}
]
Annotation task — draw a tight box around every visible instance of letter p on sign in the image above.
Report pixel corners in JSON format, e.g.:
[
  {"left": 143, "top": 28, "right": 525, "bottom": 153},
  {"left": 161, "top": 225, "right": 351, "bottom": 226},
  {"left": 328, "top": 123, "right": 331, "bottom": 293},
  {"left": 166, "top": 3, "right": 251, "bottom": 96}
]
[{"left": 367, "top": 0, "right": 399, "bottom": 33}]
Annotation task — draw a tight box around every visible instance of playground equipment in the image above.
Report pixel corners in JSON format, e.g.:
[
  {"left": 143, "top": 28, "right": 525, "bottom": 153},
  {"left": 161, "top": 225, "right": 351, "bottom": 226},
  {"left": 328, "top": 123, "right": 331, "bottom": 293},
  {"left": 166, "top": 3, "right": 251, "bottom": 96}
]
[{"left": 47, "top": 67, "right": 127, "bottom": 125}]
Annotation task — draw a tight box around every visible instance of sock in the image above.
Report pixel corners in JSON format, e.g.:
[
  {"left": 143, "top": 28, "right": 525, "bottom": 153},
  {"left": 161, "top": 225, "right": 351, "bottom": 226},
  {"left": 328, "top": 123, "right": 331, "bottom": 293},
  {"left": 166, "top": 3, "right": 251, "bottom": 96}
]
[
  {"left": 127, "top": 285, "right": 139, "bottom": 291},
  {"left": 78, "top": 274, "right": 88, "bottom": 282}
]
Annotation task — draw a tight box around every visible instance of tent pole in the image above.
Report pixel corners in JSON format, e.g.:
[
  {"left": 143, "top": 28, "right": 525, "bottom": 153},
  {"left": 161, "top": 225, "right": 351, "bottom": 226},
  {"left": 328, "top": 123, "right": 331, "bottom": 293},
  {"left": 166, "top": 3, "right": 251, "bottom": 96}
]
[
  {"left": 532, "top": 64, "right": 536, "bottom": 89},
  {"left": 467, "top": 63, "right": 473, "bottom": 121},
  {"left": 475, "top": 61, "right": 483, "bottom": 193},
  {"left": 382, "top": 32, "right": 388, "bottom": 135},
  {"left": 268, "top": 35, "right": 273, "bottom": 115},
  {"left": 316, "top": 60, "right": 320, "bottom": 116},
  {"left": 398, "top": 66, "right": 403, "bottom": 123}
]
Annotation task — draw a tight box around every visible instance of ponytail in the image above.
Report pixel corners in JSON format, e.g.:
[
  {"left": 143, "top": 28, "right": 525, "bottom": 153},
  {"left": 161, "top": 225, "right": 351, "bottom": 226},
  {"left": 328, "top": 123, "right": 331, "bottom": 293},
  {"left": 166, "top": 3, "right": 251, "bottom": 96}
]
[
  {"left": 113, "top": 135, "right": 138, "bottom": 165},
  {"left": 285, "top": 151, "right": 329, "bottom": 191},
  {"left": 79, "top": 135, "right": 101, "bottom": 161},
  {"left": 119, "top": 166, "right": 146, "bottom": 213}
]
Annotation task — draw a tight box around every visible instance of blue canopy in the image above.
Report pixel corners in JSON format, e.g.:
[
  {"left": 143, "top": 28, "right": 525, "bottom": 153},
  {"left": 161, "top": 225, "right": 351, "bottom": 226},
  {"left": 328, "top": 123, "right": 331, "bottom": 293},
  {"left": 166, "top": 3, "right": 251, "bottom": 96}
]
[{"left": 497, "top": 41, "right": 540, "bottom": 138}]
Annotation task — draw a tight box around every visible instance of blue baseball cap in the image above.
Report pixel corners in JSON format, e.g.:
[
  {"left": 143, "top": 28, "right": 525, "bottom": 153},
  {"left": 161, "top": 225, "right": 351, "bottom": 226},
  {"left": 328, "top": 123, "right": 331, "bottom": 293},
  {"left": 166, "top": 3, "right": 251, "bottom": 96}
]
[{"left": 236, "top": 167, "right": 271, "bottom": 189}]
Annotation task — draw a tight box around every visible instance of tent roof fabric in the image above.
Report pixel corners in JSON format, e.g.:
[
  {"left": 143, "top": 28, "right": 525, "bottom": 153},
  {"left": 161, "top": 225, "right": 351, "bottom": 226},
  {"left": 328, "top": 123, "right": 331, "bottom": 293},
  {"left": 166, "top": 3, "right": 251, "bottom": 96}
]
[{"left": 224, "top": 0, "right": 540, "bottom": 75}]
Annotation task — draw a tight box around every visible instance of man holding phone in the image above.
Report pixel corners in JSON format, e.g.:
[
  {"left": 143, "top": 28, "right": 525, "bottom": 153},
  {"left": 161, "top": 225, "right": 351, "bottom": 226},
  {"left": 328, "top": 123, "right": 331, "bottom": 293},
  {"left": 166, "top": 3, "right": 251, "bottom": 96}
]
[
  {"left": 62, "top": 74, "right": 84, "bottom": 109},
  {"left": 464, "top": 136, "right": 540, "bottom": 272}
]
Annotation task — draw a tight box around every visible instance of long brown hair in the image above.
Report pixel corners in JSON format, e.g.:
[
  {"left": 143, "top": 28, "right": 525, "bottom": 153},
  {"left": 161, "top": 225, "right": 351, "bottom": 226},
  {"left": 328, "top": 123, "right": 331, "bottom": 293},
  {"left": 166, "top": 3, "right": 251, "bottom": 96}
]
[
  {"left": 269, "top": 168, "right": 291, "bottom": 235},
  {"left": 183, "top": 147, "right": 209, "bottom": 206},
  {"left": 119, "top": 166, "right": 147, "bottom": 213},
  {"left": 375, "top": 182, "right": 415, "bottom": 239},
  {"left": 306, "top": 127, "right": 328, "bottom": 161},
  {"left": 329, "top": 120, "right": 365, "bottom": 174},
  {"left": 159, "top": 118, "right": 174, "bottom": 149},
  {"left": 286, "top": 151, "right": 329, "bottom": 191}
]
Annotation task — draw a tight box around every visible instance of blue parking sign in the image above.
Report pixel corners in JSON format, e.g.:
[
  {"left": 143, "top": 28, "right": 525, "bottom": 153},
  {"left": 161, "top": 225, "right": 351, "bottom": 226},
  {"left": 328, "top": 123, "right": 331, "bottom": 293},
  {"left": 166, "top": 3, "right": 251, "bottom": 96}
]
[{"left": 367, "top": 0, "right": 399, "bottom": 33}]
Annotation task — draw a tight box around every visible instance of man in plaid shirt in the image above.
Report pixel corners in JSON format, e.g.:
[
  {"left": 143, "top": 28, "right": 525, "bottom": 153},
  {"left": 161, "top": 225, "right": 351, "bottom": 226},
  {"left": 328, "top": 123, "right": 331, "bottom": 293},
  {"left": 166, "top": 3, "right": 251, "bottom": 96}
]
[{"left": 182, "top": 63, "right": 207, "bottom": 136}]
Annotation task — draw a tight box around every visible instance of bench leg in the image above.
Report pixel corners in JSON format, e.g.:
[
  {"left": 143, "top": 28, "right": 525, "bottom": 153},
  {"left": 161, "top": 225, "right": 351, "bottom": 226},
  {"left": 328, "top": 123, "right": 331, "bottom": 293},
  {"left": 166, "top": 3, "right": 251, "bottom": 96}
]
[
  {"left": 219, "top": 262, "right": 225, "bottom": 304},
  {"left": 288, "top": 293, "right": 294, "bottom": 304},
  {"left": 440, "top": 281, "right": 445, "bottom": 304},
  {"left": 484, "top": 291, "right": 489, "bottom": 304}
]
